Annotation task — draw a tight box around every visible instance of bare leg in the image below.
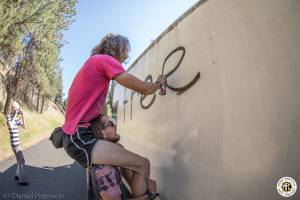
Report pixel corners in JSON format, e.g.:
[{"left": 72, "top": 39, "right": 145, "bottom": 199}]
[
  {"left": 92, "top": 140, "right": 150, "bottom": 197},
  {"left": 101, "top": 194, "right": 148, "bottom": 200},
  {"left": 128, "top": 194, "right": 149, "bottom": 200},
  {"left": 101, "top": 195, "right": 121, "bottom": 200},
  {"left": 121, "top": 168, "right": 157, "bottom": 194},
  {"left": 121, "top": 167, "right": 134, "bottom": 185},
  {"left": 147, "top": 179, "right": 157, "bottom": 193},
  {"left": 118, "top": 145, "right": 157, "bottom": 196}
]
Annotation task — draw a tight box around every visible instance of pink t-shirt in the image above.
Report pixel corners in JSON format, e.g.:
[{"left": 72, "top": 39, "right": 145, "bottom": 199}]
[{"left": 63, "top": 55, "right": 125, "bottom": 135}]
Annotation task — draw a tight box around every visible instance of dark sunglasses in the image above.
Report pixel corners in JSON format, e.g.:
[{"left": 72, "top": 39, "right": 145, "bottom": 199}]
[{"left": 104, "top": 120, "right": 116, "bottom": 129}]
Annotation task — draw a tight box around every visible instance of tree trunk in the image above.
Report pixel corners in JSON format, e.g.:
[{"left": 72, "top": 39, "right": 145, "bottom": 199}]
[
  {"left": 30, "top": 86, "right": 35, "bottom": 101},
  {"left": 4, "top": 89, "right": 12, "bottom": 115},
  {"left": 23, "top": 83, "right": 30, "bottom": 106},
  {"left": 36, "top": 89, "right": 41, "bottom": 112},
  {"left": 29, "top": 85, "right": 35, "bottom": 110},
  {"left": 63, "top": 99, "right": 67, "bottom": 111},
  {"left": 3, "top": 71, "right": 21, "bottom": 114},
  {"left": 40, "top": 95, "right": 45, "bottom": 113}
]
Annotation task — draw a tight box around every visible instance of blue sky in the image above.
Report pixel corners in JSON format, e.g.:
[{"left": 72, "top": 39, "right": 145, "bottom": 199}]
[{"left": 61, "top": 0, "right": 200, "bottom": 96}]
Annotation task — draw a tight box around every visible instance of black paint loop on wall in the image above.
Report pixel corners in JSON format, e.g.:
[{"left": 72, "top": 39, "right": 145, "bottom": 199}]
[
  {"left": 162, "top": 46, "right": 200, "bottom": 95},
  {"left": 122, "top": 46, "right": 201, "bottom": 119},
  {"left": 168, "top": 72, "right": 200, "bottom": 95},
  {"left": 162, "top": 46, "right": 185, "bottom": 77},
  {"left": 140, "top": 74, "right": 156, "bottom": 109},
  {"left": 130, "top": 91, "right": 136, "bottom": 120},
  {"left": 123, "top": 88, "right": 127, "bottom": 122}
]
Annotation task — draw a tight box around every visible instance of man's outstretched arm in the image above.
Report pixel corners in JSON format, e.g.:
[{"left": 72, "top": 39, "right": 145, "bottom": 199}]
[{"left": 114, "top": 72, "right": 166, "bottom": 95}]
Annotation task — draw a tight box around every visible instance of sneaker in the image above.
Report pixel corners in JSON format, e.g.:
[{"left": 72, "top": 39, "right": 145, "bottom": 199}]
[
  {"left": 147, "top": 191, "right": 159, "bottom": 200},
  {"left": 14, "top": 176, "right": 19, "bottom": 181},
  {"left": 18, "top": 181, "right": 29, "bottom": 186}
]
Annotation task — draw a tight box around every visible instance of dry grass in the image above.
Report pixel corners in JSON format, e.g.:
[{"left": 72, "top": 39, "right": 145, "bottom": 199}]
[{"left": 0, "top": 107, "right": 64, "bottom": 161}]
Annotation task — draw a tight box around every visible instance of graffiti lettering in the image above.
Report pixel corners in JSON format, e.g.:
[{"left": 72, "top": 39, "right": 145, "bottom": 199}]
[
  {"left": 130, "top": 90, "right": 137, "bottom": 120},
  {"left": 140, "top": 75, "right": 156, "bottom": 109},
  {"left": 123, "top": 88, "right": 128, "bottom": 122},
  {"left": 122, "top": 46, "right": 200, "bottom": 121},
  {"left": 162, "top": 47, "right": 201, "bottom": 95}
]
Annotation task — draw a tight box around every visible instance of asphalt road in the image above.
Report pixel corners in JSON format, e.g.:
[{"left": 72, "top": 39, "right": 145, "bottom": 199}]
[{"left": 0, "top": 139, "right": 86, "bottom": 200}]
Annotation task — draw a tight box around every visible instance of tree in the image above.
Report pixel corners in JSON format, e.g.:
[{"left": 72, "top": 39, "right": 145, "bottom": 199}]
[
  {"left": 107, "top": 80, "right": 118, "bottom": 120},
  {"left": 0, "top": 0, "right": 76, "bottom": 114}
]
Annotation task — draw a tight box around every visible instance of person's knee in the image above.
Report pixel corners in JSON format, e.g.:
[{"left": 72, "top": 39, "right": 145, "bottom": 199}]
[
  {"left": 136, "top": 157, "right": 150, "bottom": 174},
  {"left": 144, "top": 157, "right": 150, "bottom": 172},
  {"left": 16, "top": 151, "right": 25, "bottom": 165}
]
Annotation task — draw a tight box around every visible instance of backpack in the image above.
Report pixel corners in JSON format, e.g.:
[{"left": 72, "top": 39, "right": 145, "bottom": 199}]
[{"left": 49, "top": 127, "right": 65, "bottom": 148}]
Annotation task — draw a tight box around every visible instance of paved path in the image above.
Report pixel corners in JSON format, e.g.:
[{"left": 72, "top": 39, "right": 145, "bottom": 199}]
[{"left": 0, "top": 139, "right": 86, "bottom": 200}]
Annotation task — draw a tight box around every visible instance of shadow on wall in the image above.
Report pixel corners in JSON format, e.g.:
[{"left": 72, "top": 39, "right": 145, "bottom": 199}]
[
  {"left": 0, "top": 162, "right": 86, "bottom": 200},
  {"left": 157, "top": 128, "right": 225, "bottom": 200},
  {"left": 156, "top": 129, "right": 300, "bottom": 200},
  {"left": 158, "top": 139, "right": 190, "bottom": 200}
]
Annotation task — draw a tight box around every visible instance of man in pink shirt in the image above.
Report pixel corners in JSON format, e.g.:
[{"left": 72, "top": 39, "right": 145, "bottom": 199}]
[
  {"left": 63, "top": 33, "right": 166, "bottom": 200},
  {"left": 63, "top": 54, "right": 126, "bottom": 135}
]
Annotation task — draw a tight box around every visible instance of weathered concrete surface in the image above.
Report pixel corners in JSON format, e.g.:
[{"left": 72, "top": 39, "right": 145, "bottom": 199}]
[{"left": 114, "top": 0, "right": 300, "bottom": 199}]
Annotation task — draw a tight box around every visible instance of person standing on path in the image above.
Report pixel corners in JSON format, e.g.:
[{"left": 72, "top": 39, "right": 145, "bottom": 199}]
[
  {"left": 63, "top": 33, "right": 166, "bottom": 199},
  {"left": 6, "top": 101, "right": 28, "bottom": 186}
]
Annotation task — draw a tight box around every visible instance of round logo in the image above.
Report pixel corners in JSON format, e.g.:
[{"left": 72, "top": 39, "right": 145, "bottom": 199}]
[{"left": 277, "top": 177, "right": 297, "bottom": 197}]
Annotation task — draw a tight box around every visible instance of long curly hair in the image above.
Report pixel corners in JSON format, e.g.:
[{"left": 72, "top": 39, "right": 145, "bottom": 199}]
[{"left": 90, "top": 33, "right": 130, "bottom": 62}]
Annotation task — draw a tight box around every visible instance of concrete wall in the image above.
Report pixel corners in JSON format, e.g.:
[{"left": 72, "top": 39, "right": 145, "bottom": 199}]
[{"left": 113, "top": 0, "right": 300, "bottom": 199}]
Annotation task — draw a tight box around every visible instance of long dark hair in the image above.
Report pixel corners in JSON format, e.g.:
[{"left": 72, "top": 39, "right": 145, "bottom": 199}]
[{"left": 90, "top": 33, "right": 130, "bottom": 61}]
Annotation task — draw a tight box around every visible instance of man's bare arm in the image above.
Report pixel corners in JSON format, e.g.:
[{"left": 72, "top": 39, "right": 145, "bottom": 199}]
[{"left": 114, "top": 72, "right": 166, "bottom": 95}]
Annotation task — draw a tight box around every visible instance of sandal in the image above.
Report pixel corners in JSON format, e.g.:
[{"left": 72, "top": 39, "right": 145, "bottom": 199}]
[{"left": 146, "top": 191, "right": 160, "bottom": 200}]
